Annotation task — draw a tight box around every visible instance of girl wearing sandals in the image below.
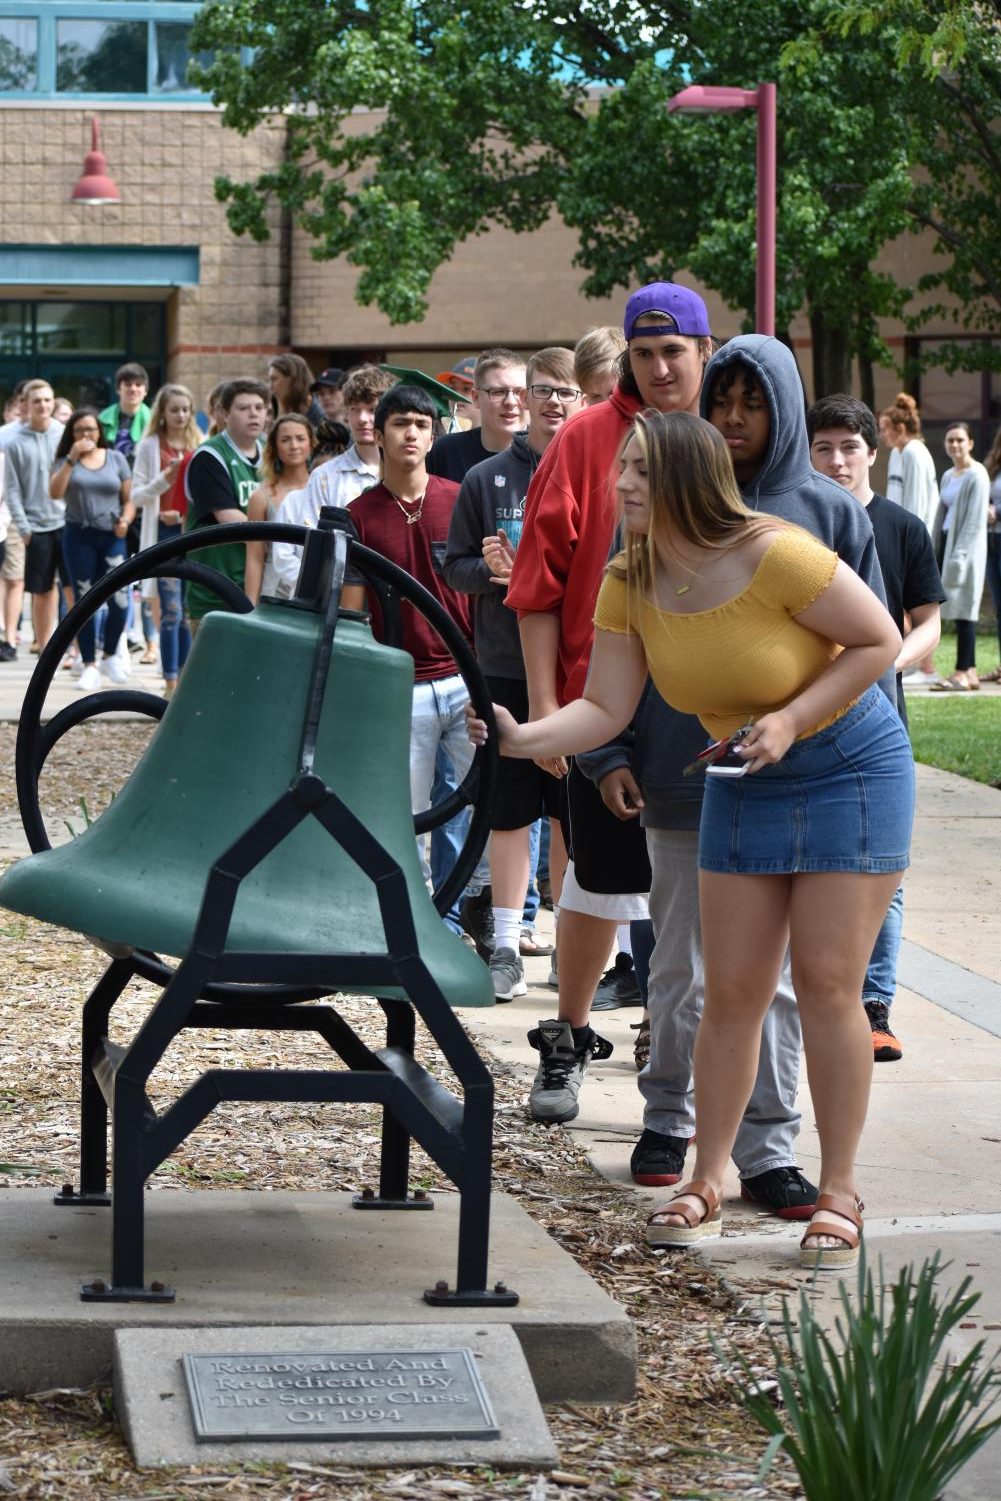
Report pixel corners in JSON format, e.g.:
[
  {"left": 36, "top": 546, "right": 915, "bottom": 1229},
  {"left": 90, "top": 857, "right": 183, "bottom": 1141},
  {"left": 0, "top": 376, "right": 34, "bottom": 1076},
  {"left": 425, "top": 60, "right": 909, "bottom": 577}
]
[
  {"left": 929, "top": 423, "right": 990, "bottom": 693},
  {"left": 469, "top": 411, "right": 914, "bottom": 1270}
]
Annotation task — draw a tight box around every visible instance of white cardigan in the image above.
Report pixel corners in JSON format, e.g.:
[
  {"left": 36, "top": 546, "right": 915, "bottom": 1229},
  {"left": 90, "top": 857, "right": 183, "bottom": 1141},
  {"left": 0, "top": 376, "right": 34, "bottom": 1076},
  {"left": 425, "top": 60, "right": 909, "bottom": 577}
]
[{"left": 132, "top": 433, "right": 195, "bottom": 598}]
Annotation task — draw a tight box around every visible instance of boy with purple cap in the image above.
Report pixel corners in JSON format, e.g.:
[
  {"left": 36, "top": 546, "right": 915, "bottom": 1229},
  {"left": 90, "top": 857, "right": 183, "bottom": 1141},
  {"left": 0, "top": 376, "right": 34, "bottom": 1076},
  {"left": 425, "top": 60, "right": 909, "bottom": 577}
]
[{"left": 506, "top": 282, "right": 714, "bottom": 1123}]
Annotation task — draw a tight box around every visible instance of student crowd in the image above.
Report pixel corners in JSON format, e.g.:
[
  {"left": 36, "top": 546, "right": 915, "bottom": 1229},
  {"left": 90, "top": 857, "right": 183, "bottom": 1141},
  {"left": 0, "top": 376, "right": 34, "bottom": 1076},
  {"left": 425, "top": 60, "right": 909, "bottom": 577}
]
[{"left": 2, "top": 285, "right": 999, "bottom": 1267}]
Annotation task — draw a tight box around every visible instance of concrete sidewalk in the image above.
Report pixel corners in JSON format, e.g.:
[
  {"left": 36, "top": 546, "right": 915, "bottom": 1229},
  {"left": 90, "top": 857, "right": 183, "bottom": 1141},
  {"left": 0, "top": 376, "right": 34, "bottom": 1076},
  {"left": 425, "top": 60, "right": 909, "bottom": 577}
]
[{"left": 464, "top": 760, "right": 1001, "bottom": 1499}]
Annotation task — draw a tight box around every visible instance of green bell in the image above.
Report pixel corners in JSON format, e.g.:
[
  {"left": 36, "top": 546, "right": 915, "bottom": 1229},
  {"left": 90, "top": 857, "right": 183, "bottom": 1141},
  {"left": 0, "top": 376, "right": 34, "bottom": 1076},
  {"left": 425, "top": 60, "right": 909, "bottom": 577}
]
[
  {"left": 0, "top": 515, "right": 509, "bottom": 1306},
  {"left": 0, "top": 598, "right": 491, "bottom": 1007}
]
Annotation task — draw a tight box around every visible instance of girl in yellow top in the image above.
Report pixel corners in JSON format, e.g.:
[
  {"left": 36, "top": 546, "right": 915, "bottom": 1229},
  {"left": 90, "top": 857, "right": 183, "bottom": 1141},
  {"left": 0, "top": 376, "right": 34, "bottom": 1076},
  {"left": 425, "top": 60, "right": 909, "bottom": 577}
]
[{"left": 470, "top": 410, "right": 914, "bottom": 1268}]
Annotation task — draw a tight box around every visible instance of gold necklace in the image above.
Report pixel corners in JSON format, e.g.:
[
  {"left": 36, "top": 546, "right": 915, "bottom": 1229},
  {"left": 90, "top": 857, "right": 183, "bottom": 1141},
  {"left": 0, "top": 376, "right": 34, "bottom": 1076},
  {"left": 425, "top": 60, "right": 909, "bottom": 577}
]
[
  {"left": 387, "top": 487, "right": 426, "bottom": 525},
  {"left": 673, "top": 546, "right": 730, "bottom": 595}
]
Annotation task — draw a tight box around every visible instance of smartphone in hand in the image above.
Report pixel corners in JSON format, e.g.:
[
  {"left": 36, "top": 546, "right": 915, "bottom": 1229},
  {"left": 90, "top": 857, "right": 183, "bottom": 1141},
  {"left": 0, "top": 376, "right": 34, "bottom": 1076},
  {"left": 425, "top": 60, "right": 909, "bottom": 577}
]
[{"left": 706, "top": 743, "right": 750, "bottom": 777}]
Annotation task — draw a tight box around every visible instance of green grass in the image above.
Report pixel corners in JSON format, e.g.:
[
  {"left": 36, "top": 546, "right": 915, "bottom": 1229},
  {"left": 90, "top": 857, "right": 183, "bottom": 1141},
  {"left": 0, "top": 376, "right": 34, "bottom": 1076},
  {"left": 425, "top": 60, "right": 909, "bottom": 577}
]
[
  {"left": 905, "top": 632, "right": 1001, "bottom": 787},
  {"left": 933, "top": 632, "right": 999, "bottom": 682}
]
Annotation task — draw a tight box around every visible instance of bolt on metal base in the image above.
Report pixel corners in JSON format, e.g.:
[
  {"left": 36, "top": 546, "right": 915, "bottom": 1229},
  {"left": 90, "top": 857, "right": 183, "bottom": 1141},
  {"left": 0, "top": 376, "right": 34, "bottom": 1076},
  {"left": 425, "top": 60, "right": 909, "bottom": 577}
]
[
  {"left": 351, "top": 1185, "right": 434, "bottom": 1210},
  {"left": 54, "top": 1184, "right": 111, "bottom": 1207},
  {"left": 423, "top": 1279, "right": 519, "bottom": 1307}
]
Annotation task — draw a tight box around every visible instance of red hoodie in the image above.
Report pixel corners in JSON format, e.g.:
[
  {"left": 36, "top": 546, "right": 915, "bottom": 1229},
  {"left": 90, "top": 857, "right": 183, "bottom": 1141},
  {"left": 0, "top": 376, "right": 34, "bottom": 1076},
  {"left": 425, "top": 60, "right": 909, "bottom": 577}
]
[{"left": 505, "top": 385, "right": 643, "bottom": 704}]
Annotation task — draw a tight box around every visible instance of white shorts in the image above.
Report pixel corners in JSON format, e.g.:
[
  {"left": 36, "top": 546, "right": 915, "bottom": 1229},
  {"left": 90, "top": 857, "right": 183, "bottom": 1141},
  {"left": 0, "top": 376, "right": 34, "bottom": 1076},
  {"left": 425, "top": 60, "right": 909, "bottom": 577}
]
[{"left": 559, "top": 860, "right": 650, "bottom": 920}]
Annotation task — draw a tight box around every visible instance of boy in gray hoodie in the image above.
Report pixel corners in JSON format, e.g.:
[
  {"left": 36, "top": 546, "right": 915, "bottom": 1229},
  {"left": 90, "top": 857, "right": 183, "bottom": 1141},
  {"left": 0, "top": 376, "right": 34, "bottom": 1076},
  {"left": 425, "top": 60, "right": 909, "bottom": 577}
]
[{"left": 581, "top": 335, "right": 891, "bottom": 1217}]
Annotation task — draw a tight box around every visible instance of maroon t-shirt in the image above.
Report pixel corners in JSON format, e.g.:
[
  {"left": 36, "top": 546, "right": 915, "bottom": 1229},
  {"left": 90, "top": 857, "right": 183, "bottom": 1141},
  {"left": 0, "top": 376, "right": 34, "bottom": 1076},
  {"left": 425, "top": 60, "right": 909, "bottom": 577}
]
[{"left": 349, "top": 476, "right": 472, "bottom": 682}]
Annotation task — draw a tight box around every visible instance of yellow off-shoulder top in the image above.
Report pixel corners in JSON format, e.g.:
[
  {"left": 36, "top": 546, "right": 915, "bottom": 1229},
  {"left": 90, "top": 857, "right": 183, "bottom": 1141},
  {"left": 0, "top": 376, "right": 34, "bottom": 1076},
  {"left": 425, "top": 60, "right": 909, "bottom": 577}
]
[{"left": 594, "top": 529, "right": 845, "bottom": 740}]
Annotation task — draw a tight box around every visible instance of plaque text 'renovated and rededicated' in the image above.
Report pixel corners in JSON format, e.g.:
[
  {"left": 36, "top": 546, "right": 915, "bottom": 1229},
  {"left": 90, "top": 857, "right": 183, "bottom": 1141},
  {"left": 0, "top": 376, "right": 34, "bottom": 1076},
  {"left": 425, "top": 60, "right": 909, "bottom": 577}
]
[{"left": 182, "top": 1348, "right": 500, "bottom": 1442}]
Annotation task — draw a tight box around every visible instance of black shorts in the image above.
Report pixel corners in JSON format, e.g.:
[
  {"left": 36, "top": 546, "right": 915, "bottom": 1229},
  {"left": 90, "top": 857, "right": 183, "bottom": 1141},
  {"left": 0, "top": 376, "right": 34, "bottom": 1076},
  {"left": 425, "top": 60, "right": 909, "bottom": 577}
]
[
  {"left": 560, "top": 760, "right": 651, "bottom": 895},
  {"left": 24, "top": 529, "right": 69, "bottom": 595},
  {"left": 486, "top": 675, "right": 562, "bottom": 831}
]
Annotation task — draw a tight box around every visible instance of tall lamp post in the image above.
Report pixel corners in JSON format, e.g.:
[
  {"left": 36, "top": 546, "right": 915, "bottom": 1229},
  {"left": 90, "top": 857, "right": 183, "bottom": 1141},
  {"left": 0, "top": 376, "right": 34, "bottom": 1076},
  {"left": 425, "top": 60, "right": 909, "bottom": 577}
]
[{"left": 666, "top": 83, "right": 776, "bottom": 336}]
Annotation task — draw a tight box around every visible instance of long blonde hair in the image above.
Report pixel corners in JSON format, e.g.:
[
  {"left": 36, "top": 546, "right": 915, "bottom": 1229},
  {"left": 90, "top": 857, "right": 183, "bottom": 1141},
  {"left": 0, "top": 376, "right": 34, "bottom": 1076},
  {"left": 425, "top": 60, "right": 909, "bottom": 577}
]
[
  {"left": 611, "top": 410, "right": 777, "bottom": 600},
  {"left": 143, "top": 383, "right": 200, "bottom": 452}
]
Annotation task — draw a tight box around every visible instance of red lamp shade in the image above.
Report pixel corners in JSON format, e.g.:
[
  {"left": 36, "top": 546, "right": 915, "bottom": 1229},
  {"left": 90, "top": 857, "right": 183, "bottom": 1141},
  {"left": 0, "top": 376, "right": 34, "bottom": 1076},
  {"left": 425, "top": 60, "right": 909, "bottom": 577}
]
[{"left": 71, "top": 118, "right": 121, "bottom": 205}]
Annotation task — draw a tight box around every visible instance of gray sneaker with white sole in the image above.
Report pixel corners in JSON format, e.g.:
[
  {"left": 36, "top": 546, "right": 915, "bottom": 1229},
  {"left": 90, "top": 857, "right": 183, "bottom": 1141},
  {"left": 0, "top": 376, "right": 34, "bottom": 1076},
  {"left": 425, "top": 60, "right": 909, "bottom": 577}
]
[
  {"left": 526, "top": 1018, "right": 613, "bottom": 1124},
  {"left": 490, "top": 947, "right": 527, "bottom": 1001}
]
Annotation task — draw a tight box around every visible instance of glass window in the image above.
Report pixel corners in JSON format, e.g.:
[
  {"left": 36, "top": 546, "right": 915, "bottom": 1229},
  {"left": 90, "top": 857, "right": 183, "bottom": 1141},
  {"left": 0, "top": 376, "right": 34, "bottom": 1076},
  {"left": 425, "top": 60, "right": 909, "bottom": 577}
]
[
  {"left": 35, "top": 302, "right": 128, "bottom": 356},
  {"left": 152, "top": 21, "right": 211, "bottom": 93},
  {"left": 56, "top": 19, "right": 147, "bottom": 94},
  {"left": 128, "top": 304, "right": 164, "bottom": 359},
  {"left": 0, "top": 17, "right": 37, "bottom": 90},
  {"left": 0, "top": 303, "right": 30, "bottom": 359},
  {"left": 917, "top": 341, "right": 983, "bottom": 424}
]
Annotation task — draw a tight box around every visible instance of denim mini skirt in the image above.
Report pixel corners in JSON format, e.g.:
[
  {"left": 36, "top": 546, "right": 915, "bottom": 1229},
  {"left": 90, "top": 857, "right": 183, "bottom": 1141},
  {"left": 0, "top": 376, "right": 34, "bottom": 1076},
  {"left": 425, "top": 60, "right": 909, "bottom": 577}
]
[{"left": 698, "top": 686, "right": 915, "bottom": 875}]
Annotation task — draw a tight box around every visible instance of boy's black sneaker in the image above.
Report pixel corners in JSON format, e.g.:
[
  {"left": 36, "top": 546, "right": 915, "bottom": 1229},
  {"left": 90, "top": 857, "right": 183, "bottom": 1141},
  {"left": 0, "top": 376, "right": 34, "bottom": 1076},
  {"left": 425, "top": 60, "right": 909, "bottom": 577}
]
[
  {"left": 629, "top": 1127, "right": 691, "bottom": 1186},
  {"left": 740, "top": 1166, "right": 818, "bottom": 1221},
  {"left": 459, "top": 885, "right": 494, "bottom": 961}
]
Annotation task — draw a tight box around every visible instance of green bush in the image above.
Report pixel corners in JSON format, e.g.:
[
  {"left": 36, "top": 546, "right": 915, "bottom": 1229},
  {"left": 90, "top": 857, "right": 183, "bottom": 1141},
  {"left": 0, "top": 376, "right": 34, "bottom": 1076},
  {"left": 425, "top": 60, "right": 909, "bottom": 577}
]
[{"left": 731, "top": 1251, "right": 1001, "bottom": 1501}]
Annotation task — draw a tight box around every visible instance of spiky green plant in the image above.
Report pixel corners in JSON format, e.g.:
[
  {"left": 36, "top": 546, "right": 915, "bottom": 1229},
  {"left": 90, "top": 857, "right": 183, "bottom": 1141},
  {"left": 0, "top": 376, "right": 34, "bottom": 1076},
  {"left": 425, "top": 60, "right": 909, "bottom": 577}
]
[{"left": 730, "top": 1251, "right": 1001, "bottom": 1501}]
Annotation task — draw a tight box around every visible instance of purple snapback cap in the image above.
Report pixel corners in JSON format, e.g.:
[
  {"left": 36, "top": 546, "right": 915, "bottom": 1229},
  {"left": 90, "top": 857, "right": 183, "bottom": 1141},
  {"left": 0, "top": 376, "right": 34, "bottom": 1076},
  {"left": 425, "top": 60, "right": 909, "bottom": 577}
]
[{"left": 623, "top": 282, "right": 711, "bottom": 339}]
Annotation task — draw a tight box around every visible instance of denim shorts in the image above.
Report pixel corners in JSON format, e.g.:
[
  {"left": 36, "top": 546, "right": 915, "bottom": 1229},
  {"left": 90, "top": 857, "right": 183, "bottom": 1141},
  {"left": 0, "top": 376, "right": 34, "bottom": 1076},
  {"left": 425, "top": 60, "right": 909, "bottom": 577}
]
[{"left": 698, "top": 686, "right": 914, "bottom": 875}]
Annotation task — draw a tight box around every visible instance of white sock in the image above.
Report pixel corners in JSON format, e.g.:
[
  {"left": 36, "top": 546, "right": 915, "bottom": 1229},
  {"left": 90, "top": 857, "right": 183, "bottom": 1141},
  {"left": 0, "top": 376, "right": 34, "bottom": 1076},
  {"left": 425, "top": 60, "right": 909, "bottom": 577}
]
[
  {"left": 616, "top": 923, "right": 633, "bottom": 958},
  {"left": 492, "top": 907, "right": 522, "bottom": 955}
]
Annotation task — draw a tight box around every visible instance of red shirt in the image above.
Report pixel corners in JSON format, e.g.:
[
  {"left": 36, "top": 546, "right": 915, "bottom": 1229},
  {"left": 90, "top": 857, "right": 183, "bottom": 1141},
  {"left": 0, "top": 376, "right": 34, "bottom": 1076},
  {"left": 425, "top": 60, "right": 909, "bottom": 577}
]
[
  {"left": 350, "top": 476, "right": 472, "bottom": 682},
  {"left": 505, "top": 385, "right": 643, "bottom": 704}
]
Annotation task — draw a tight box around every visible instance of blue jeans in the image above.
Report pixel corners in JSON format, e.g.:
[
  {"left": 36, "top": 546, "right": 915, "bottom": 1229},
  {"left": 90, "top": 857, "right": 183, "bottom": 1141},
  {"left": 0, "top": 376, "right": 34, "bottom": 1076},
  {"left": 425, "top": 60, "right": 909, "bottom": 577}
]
[
  {"left": 156, "top": 521, "right": 191, "bottom": 680},
  {"left": 61, "top": 523, "right": 127, "bottom": 664},
  {"left": 411, "top": 675, "right": 475, "bottom": 930},
  {"left": 523, "top": 818, "right": 541, "bottom": 930},
  {"left": 862, "top": 883, "right": 904, "bottom": 1009}
]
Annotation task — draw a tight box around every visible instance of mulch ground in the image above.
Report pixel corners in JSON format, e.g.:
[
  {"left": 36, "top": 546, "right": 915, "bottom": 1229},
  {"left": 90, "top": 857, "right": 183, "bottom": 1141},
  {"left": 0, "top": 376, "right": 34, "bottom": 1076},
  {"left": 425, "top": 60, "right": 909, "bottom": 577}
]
[{"left": 0, "top": 723, "right": 799, "bottom": 1500}]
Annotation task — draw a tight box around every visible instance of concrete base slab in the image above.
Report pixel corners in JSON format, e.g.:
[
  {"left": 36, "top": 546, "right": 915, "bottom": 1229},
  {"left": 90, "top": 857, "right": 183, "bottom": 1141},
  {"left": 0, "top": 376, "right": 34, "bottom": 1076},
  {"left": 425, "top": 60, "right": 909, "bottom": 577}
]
[
  {"left": 114, "top": 1323, "right": 557, "bottom": 1469},
  {"left": 0, "top": 1189, "right": 634, "bottom": 1403}
]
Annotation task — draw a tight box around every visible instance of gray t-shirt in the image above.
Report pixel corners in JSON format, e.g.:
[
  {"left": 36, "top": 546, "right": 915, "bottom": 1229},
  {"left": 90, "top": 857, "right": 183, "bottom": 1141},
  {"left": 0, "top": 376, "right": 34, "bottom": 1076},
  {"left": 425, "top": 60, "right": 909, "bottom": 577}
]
[{"left": 63, "top": 449, "right": 131, "bottom": 531}]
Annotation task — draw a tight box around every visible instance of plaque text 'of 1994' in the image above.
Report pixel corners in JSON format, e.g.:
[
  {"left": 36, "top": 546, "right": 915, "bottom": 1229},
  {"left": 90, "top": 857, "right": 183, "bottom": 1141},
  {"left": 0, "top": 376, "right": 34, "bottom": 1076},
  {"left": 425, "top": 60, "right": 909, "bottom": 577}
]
[{"left": 182, "top": 1349, "right": 500, "bottom": 1442}]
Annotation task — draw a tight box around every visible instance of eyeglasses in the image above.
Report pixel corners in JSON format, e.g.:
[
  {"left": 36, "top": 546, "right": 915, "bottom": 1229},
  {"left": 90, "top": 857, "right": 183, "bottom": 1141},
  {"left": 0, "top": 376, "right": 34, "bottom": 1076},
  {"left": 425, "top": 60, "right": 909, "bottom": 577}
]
[
  {"left": 477, "top": 386, "right": 525, "bottom": 403},
  {"left": 529, "top": 384, "right": 582, "bottom": 403}
]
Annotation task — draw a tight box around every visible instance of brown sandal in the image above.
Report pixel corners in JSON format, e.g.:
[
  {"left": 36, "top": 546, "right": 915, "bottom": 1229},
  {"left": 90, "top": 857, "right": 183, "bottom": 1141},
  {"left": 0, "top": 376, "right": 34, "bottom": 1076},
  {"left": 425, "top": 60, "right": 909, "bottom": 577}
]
[
  {"left": 631, "top": 1017, "right": 651, "bottom": 1071},
  {"left": 980, "top": 666, "right": 1001, "bottom": 683},
  {"left": 799, "top": 1192, "right": 864, "bottom": 1270},
  {"left": 645, "top": 1179, "right": 723, "bottom": 1247}
]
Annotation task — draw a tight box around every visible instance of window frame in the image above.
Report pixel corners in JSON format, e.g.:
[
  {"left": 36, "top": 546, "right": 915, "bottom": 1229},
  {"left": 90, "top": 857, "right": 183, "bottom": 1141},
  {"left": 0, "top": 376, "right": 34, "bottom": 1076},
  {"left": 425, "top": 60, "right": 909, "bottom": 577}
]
[{"left": 0, "top": 2, "right": 222, "bottom": 102}]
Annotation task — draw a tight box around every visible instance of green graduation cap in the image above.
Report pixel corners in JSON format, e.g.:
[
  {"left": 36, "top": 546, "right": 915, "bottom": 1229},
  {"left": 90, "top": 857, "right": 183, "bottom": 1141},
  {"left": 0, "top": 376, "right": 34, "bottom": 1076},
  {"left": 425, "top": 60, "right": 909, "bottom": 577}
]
[{"left": 380, "top": 364, "right": 473, "bottom": 418}]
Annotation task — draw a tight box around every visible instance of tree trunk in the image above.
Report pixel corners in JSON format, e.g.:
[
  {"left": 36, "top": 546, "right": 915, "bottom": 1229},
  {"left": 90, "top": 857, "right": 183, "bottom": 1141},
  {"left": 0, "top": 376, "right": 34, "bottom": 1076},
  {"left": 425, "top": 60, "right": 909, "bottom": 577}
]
[
  {"left": 858, "top": 354, "right": 876, "bottom": 413},
  {"left": 809, "top": 310, "right": 853, "bottom": 397}
]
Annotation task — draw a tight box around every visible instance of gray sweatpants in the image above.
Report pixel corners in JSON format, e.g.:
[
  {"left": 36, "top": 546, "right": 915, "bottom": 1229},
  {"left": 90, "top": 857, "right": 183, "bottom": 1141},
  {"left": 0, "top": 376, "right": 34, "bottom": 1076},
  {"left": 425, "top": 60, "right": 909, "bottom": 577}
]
[{"left": 639, "top": 827, "right": 803, "bottom": 1179}]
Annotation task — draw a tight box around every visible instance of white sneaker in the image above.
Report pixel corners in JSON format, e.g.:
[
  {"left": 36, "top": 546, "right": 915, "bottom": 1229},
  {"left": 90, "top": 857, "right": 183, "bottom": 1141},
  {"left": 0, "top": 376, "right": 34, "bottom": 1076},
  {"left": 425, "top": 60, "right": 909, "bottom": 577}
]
[
  {"left": 101, "top": 654, "right": 129, "bottom": 685},
  {"left": 78, "top": 664, "right": 101, "bottom": 692}
]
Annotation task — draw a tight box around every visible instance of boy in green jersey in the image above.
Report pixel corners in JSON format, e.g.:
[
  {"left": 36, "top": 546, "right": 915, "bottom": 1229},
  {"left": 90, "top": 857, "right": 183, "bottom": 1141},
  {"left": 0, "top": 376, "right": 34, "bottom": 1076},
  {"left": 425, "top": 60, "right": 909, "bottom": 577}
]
[{"left": 184, "top": 378, "right": 268, "bottom": 627}]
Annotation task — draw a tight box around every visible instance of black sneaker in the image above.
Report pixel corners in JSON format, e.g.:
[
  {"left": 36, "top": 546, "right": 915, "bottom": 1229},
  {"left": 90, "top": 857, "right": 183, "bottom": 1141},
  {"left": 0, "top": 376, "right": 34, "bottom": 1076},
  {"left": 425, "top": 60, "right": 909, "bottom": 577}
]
[
  {"left": 0, "top": 641, "right": 16, "bottom": 662},
  {"left": 591, "top": 952, "right": 642, "bottom": 1011},
  {"left": 527, "top": 1019, "right": 613, "bottom": 1124},
  {"left": 459, "top": 885, "right": 494, "bottom": 961},
  {"left": 740, "top": 1166, "right": 818, "bottom": 1221},
  {"left": 864, "top": 1000, "right": 903, "bottom": 1062},
  {"left": 630, "top": 1127, "right": 691, "bottom": 1186}
]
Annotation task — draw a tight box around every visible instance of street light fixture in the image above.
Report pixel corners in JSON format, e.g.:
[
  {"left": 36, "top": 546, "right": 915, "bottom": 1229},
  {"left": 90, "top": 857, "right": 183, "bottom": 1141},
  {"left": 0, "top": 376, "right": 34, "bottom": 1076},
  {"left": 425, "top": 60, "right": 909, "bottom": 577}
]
[
  {"left": 667, "top": 83, "right": 776, "bottom": 336},
  {"left": 70, "top": 117, "right": 122, "bottom": 206}
]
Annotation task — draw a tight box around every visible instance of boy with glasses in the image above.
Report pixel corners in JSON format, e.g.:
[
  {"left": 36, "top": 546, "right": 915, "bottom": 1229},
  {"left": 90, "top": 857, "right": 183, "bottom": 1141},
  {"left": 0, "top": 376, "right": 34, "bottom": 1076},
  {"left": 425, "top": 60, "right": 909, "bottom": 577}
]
[
  {"left": 428, "top": 348, "right": 527, "bottom": 483},
  {"left": 445, "top": 348, "right": 584, "bottom": 997}
]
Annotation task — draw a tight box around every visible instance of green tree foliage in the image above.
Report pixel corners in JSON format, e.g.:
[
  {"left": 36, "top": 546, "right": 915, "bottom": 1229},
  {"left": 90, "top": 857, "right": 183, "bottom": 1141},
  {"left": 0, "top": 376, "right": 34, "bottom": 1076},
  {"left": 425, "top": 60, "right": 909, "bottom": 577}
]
[
  {"left": 192, "top": 0, "right": 1000, "bottom": 388},
  {"left": 787, "top": 0, "right": 1001, "bottom": 373}
]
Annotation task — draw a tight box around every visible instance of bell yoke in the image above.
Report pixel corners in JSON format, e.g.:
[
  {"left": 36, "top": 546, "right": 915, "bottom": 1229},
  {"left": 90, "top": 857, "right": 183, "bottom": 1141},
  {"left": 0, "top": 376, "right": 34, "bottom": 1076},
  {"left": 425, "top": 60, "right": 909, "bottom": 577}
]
[{"left": 0, "top": 508, "right": 513, "bottom": 1307}]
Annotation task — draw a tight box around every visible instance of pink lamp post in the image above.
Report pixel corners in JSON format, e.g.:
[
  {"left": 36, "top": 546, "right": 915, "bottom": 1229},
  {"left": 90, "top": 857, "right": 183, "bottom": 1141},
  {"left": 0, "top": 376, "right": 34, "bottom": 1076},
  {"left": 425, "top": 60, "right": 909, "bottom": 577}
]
[{"left": 666, "top": 83, "right": 776, "bottom": 336}]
